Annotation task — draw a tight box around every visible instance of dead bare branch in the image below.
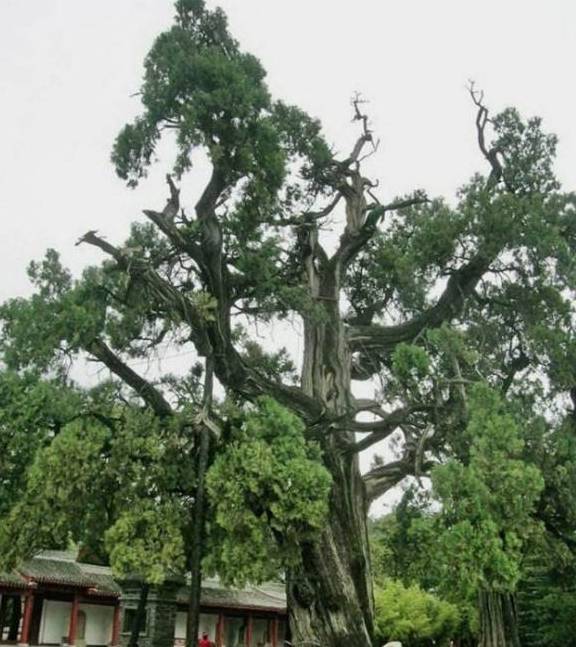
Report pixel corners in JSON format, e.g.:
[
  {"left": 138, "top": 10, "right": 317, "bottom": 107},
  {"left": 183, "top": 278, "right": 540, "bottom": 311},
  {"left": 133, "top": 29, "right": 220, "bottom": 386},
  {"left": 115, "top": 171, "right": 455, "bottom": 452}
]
[{"left": 468, "top": 81, "right": 510, "bottom": 191}]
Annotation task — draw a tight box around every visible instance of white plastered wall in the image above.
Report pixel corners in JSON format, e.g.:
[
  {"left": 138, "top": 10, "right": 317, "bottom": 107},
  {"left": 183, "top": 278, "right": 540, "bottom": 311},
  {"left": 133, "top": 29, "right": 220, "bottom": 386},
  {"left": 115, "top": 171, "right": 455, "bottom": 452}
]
[
  {"left": 39, "top": 600, "right": 114, "bottom": 646},
  {"left": 40, "top": 601, "right": 70, "bottom": 644},
  {"left": 174, "top": 612, "right": 187, "bottom": 640},
  {"left": 174, "top": 612, "right": 217, "bottom": 641},
  {"left": 79, "top": 603, "right": 114, "bottom": 646}
]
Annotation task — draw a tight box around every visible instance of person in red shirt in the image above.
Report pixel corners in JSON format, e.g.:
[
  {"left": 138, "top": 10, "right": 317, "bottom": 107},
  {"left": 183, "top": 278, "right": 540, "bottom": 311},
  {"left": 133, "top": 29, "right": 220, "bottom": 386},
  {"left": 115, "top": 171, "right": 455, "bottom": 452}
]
[{"left": 198, "top": 632, "right": 212, "bottom": 647}]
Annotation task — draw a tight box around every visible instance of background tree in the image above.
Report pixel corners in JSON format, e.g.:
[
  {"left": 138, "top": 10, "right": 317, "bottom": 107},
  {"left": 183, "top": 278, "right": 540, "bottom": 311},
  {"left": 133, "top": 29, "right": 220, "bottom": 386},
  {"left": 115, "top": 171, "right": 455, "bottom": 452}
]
[
  {"left": 2, "top": 1, "right": 576, "bottom": 646},
  {"left": 0, "top": 370, "right": 82, "bottom": 520},
  {"left": 369, "top": 387, "right": 576, "bottom": 646},
  {"left": 370, "top": 494, "right": 478, "bottom": 646},
  {"left": 516, "top": 397, "right": 576, "bottom": 646},
  {"left": 431, "top": 385, "right": 544, "bottom": 647}
]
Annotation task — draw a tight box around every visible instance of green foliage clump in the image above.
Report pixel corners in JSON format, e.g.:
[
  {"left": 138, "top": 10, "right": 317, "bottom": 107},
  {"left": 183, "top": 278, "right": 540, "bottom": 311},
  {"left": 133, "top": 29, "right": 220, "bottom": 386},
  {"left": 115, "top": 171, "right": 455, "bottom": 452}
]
[
  {"left": 0, "top": 404, "right": 192, "bottom": 583},
  {"left": 111, "top": 0, "right": 331, "bottom": 196},
  {"left": 105, "top": 499, "right": 186, "bottom": 584},
  {"left": 532, "top": 591, "right": 576, "bottom": 646},
  {"left": 0, "top": 419, "right": 113, "bottom": 567},
  {"left": 518, "top": 554, "right": 576, "bottom": 647},
  {"left": 204, "top": 397, "right": 331, "bottom": 585},
  {"left": 0, "top": 371, "right": 82, "bottom": 517},
  {"left": 492, "top": 108, "right": 559, "bottom": 194},
  {"left": 0, "top": 378, "right": 331, "bottom": 591},
  {"left": 370, "top": 490, "right": 441, "bottom": 591},
  {"left": 432, "top": 384, "right": 544, "bottom": 596},
  {"left": 392, "top": 343, "right": 431, "bottom": 386},
  {"left": 374, "top": 579, "right": 460, "bottom": 647}
]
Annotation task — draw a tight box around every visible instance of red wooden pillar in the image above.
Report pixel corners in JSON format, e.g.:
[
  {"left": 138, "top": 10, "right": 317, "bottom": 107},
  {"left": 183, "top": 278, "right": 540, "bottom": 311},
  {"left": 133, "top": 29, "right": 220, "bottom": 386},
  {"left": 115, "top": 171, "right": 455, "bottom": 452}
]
[
  {"left": 245, "top": 616, "right": 252, "bottom": 647},
  {"left": 67, "top": 595, "right": 80, "bottom": 646},
  {"left": 19, "top": 592, "right": 34, "bottom": 646},
  {"left": 110, "top": 603, "right": 122, "bottom": 646},
  {"left": 271, "top": 618, "right": 278, "bottom": 647},
  {"left": 216, "top": 613, "right": 224, "bottom": 647}
]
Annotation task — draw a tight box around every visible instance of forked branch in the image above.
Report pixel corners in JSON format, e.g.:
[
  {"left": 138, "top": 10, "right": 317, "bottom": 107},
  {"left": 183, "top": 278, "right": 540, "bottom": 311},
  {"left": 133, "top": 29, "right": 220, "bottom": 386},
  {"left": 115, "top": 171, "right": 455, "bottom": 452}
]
[
  {"left": 348, "top": 93, "right": 375, "bottom": 163},
  {"left": 335, "top": 195, "right": 428, "bottom": 274},
  {"left": 468, "top": 81, "right": 509, "bottom": 191},
  {"left": 77, "top": 231, "right": 212, "bottom": 354},
  {"left": 347, "top": 249, "right": 493, "bottom": 363},
  {"left": 347, "top": 405, "right": 424, "bottom": 454},
  {"left": 362, "top": 423, "right": 434, "bottom": 503}
]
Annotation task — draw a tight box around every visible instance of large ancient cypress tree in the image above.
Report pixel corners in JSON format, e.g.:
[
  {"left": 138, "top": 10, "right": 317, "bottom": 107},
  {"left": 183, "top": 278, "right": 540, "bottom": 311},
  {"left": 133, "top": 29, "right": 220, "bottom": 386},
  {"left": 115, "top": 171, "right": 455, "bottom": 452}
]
[{"left": 2, "top": 2, "right": 576, "bottom": 646}]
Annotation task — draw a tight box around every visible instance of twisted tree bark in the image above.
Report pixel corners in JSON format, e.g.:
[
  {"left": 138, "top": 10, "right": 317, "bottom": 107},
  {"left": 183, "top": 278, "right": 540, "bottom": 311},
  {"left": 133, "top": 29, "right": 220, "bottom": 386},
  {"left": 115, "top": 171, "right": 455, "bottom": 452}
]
[
  {"left": 479, "top": 591, "right": 520, "bottom": 647},
  {"left": 288, "top": 453, "right": 373, "bottom": 647}
]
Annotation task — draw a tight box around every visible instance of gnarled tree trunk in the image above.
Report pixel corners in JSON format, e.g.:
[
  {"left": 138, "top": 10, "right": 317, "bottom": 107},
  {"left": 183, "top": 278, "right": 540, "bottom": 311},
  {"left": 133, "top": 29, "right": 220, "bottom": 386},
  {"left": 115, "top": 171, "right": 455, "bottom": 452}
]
[
  {"left": 479, "top": 591, "right": 520, "bottom": 647},
  {"left": 287, "top": 451, "right": 373, "bottom": 647},
  {"left": 288, "top": 246, "right": 374, "bottom": 647},
  {"left": 83, "top": 85, "right": 442, "bottom": 647}
]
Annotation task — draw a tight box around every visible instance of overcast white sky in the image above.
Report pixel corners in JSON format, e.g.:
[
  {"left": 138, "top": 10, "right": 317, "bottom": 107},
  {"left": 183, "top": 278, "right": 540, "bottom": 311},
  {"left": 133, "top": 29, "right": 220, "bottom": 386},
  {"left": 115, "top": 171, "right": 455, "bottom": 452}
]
[
  {"left": 1, "top": 0, "right": 575, "bottom": 303},
  {"left": 1, "top": 1, "right": 575, "bottom": 510}
]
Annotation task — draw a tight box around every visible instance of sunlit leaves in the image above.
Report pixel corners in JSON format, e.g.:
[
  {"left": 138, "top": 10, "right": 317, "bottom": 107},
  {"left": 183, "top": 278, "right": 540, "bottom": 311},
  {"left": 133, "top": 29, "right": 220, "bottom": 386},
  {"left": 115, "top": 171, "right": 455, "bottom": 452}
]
[{"left": 374, "top": 579, "right": 461, "bottom": 646}]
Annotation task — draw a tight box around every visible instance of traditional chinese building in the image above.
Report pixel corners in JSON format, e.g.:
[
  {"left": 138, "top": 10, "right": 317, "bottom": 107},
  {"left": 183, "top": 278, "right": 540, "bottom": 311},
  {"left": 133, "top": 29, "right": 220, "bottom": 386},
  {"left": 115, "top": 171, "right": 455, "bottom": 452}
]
[{"left": 0, "top": 552, "right": 287, "bottom": 647}]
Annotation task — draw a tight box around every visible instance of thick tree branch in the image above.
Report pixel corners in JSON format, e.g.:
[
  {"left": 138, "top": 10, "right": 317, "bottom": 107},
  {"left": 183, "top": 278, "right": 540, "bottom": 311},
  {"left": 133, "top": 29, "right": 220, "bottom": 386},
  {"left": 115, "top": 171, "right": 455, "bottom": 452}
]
[
  {"left": 500, "top": 352, "right": 530, "bottom": 394},
  {"left": 334, "top": 196, "right": 428, "bottom": 274},
  {"left": 75, "top": 231, "right": 124, "bottom": 261},
  {"left": 274, "top": 193, "right": 342, "bottom": 227},
  {"left": 362, "top": 424, "right": 435, "bottom": 504},
  {"left": 78, "top": 231, "right": 212, "bottom": 354},
  {"left": 348, "top": 92, "right": 519, "bottom": 380},
  {"left": 345, "top": 94, "right": 375, "bottom": 164},
  {"left": 348, "top": 250, "right": 492, "bottom": 358},
  {"left": 143, "top": 176, "right": 203, "bottom": 263},
  {"left": 78, "top": 234, "right": 321, "bottom": 421},
  {"left": 86, "top": 337, "right": 173, "bottom": 417},
  {"left": 353, "top": 399, "right": 387, "bottom": 416},
  {"left": 190, "top": 170, "right": 324, "bottom": 420},
  {"left": 348, "top": 406, "right": 423, "bottom": 454},
  {"left": 196, "top": 166, "right": 228, "bottom": 219},
  {"left": 363, "top": 459, "right": 411, "bottom": 504}
]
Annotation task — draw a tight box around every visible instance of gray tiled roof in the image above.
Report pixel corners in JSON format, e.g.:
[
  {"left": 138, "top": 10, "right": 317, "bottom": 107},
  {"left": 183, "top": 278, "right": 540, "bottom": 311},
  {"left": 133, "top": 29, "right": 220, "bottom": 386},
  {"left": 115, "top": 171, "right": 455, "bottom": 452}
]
[
  {"left": 77, "top": 568, "right": 122, "bottom": 597},
  {"left": 1, "top": 552, "right": 119, "bottom": 597},
  {"left": 0, "top": 571, "right": 28, "bottom": 589},
  {"left": 178, "top": 581, "right": 286, "bottom": 612},
  {"left": 0, "top": 553, "right": 286, "bottom": 611},
  {"left": 19, "top": 556, "right": 94, "bottom": 587}
]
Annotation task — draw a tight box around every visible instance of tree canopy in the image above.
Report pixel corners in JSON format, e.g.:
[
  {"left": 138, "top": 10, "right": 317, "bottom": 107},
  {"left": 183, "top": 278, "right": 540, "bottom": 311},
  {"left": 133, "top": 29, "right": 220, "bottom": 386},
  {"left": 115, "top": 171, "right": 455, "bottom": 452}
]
[{"left": 1, "top": 1, "right": 576, "bottom": 646}]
